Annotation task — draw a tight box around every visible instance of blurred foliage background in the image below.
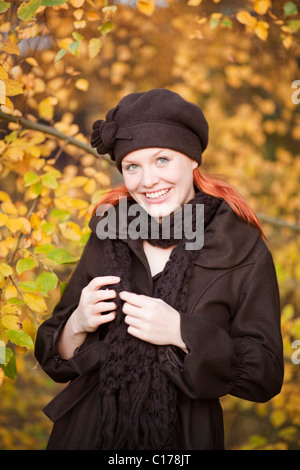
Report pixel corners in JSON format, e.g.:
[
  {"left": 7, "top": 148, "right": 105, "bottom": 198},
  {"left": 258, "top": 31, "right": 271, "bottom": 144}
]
[{"left": 0, "top": 0, "right": 300, "bottom": 450}]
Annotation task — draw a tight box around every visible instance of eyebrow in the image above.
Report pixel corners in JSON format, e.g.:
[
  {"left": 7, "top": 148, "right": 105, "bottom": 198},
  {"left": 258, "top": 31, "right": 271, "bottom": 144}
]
[{"left": 122, "top": 149, "right": 167, "bottom": 165}]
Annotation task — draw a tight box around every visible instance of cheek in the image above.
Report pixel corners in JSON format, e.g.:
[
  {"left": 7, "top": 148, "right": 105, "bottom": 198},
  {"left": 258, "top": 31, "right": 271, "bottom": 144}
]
[{"left": 123, "top": 175, "right": 139, "bottom": 192}]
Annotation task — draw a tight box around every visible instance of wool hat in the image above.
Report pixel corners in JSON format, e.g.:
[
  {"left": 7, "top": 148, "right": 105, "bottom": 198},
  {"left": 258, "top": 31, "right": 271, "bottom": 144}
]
[{"left": 90, "top": 88, "right": 209, "bottom": 172}]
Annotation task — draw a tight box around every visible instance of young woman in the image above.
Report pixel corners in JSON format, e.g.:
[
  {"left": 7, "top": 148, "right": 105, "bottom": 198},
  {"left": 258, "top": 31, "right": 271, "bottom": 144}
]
[{"left": 35, "top": 89, "right": 284, "bottom": 450}]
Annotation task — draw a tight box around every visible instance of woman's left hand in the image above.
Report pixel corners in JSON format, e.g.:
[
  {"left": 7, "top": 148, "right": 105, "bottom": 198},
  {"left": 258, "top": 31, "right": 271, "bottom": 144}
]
[{"left": 119, "top": 291, "right": 187, "bottom": 353}]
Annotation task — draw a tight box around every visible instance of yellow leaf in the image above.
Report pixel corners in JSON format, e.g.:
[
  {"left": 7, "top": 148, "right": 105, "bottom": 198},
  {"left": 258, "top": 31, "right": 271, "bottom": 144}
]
[
  {"left": 6, "top": 217, "right": 24, "bottom": 234},
  {"left": 84, "top": 178, "right": 96, "bottom": 195},
  {"left": 0, "top": 191, "right": 11, "bottom": 202},
  {"left": 255, "top": 21, "right": 269, "bottom": 41},
  {"left": 75, "top": 78, "right": 89, "bottom": 91},
  {"left": 86, "top": 11, "right": 100, "bottom": 21},
  {"left": 25, "top": 57, "right": 39, "bottom": 67},
  {"left": 1, "top": 41, "right": 20, "bottom": 55},
  {"left": 3, "top": 146, "right": 24, "bottom": 162},
  {"left": 1, "top": 200, "right": 18, "bottom": 215},
  {"left": 254, "top": 0, "right": 271, "bottom": 15},
  {"left": 281, "top": 33, "right": 293, "bottom": 49},
  {"left": 5, "top": 79, "right": 24, "bottom": 96},
  {"left": 0, "top": 263, "right": 13, "bottom": 277},
  {"left": 69, "top": 176, "right": 89, "bottom": 187},
  {"left": 19, "top": 217, "right": 31, "bottom": 235},
  {"left": 0, "top": 213, "right": 8, "bottom": 227},
  {"left": 88, "top": 38, "right": 102, "bottom": 60},
  {"left": 2, "top": 315, "right": 22, "bottom": 330},
  {"left": 38, "top": 97, "right": 57, "bottom": 120},
  {"left": 236, "top": 11, "right": 257, "bottom": 28},
  {"left": 59, "top": 221, "right": 82, "bottom": 241},
  {"left": 74, "top": 20, "right": 86, "bottom": 29},
  {"left": 70, "top": 0, "right": 84, "bottom": 7},
  {"left": 4, "top": 285, "right": 18, "bottom": 299},
  {"left": 137, "top": 0, "right": 155, "bottom": 16},
  {"left": 23, "top": 293, "right": 47, "bottom": 313},
  {"left": 0, "top": 80, "right": 6, "bottom": 105},
  {"left": 0, "top": 368, "right": 4, "bottom": 387},
  {"left": 187, "top": 0, "right": 203, "bottom": 5},
  {"left": 0, "top": 66, "right": 8, "bottom": 80},
  {"left": 73, "top": 8, "right": 84, "bottom": 20},
  {"left": 30, "top": 213, "right": 41, "bottom": 230},
  {"left": 1, "top": 305, "right": 20, "bottom": 315}
]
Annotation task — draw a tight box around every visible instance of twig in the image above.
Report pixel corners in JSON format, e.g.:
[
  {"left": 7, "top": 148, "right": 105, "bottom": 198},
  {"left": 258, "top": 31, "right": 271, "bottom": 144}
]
[{"left": 0, "top": 109, "right": 112, "bottom": 164}]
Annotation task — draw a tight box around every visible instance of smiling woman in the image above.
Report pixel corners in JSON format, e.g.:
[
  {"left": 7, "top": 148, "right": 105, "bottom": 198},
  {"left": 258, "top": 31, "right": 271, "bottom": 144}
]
[
  {"left": 121, "top": 148, "right": 197, "bottom": 218},
  {"left": 34, "top": 89, "right": 283, "bottom": 451}
]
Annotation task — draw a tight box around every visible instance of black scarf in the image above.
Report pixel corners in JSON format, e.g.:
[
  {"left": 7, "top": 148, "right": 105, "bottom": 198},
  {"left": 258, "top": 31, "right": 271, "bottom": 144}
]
[{"left": 94, "top": 190, "right": 222, "bottom": 450}]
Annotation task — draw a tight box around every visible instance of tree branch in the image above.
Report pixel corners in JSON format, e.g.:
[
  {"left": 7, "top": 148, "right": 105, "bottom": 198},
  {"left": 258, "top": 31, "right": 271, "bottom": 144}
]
[{"left": 0, "top": 109, "right": 113, "bottom": 164}]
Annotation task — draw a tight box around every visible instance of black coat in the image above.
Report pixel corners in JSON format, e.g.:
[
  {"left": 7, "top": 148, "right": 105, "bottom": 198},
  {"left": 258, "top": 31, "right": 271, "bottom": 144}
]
[{"left": 35, "top": 200, "right": 284, "bottom": 450}]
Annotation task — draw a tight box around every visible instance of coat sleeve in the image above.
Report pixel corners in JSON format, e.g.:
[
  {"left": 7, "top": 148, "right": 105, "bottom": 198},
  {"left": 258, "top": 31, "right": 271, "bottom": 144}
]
[
  {"left": 34, "top": 232, "right": 101, "bottom": 383},
  {"left": 158, "top": 248, "right": 284, "bottom": 402}
]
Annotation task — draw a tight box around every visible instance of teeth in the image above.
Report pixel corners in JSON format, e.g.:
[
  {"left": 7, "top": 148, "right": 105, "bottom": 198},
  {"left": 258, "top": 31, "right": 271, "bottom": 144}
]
[{"left": 146, "top": 189, "right": 169, "bottom": 199}]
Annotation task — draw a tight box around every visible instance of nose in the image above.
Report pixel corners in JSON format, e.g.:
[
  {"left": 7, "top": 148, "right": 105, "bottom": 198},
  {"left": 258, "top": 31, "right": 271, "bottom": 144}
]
[{"left": 140, "top": 167, "right": 159, "bottom": 188}]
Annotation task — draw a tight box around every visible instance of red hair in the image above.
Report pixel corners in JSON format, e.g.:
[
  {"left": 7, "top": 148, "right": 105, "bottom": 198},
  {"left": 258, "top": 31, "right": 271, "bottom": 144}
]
[{"left": 93, "top": 169, "right": 264, "bottom": 238}]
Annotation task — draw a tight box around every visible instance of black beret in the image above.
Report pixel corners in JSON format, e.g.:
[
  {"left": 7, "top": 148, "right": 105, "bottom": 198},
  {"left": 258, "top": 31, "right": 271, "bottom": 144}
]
[{"left": 91, "top": 89, "right": 208, "bottom": 172}]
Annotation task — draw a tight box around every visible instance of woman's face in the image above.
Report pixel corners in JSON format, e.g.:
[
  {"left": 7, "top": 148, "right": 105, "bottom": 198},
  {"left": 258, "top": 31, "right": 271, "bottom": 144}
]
[{"left": 121, "top": 148, "right": 198, "bottom": 218}]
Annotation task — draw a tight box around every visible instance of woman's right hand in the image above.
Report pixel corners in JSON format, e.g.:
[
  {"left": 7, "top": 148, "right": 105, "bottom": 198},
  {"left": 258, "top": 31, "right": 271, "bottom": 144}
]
[
  {"left": 57, "top": 276, "right": 120, "bottom": 359},
  {"left": 71, "top": 276, "right": 121, "bottom": 334}
]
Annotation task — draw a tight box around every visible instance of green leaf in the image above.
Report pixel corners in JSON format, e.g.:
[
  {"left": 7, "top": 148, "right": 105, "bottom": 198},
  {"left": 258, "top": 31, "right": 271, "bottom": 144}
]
[
  {"left": 60, "top": 281, "right": 68, "bottom": 296},
  {"left": 18, "top": 281, "right": 39, "bottom": 292},
  {"left": 41, "top": 221, "right": 55, "bottom": 234},
  {"left": 16, "top": 257, "right": 38, "bottom": 275},
  {"left": 50, "top": 208, "right": 70, "bottom": 221},
  {"left": 54, "top": 48, "right": 67, "bottom": 63},
  {"left": 6, "top": 329, "right": 34, "bottom": 349},
  {"left": 99, "top": 21, "right": 114, "bottom": 36},
  {"left": 24, "top": 171, "right": 40, "bottom": 187},
  {"left": 284, "top": 1, "right": 298, "bottom": 17},
  {"left": 34, "top": 243, "right": 55, "bottom": 255},
  {"left": 7, "top": 297, "right": 25, "bottom": 305},
  {"left": 287, "top": 19, "right": 300, "bottom": 31},
  {"left": 0, "top": 347, "right": 17, "bottom": 380},
  {"left": 46, "top": 248, "right": 78, "bottom": 264},
  {"left": 72, "top": 31, "right": 84, "bottom": 41},
  {"left": 69, "top": 40, "right": 81, "bottom": 57},
  {"left": 17, "top": 0, "right": 41, "bottom": 21},
  {"left": 0, "top": 1, "right": 11, "bottom": 13},
  {"left": 221, "top": 19, "right": 232, "bottom": 29},
  {"left": 41, "top": 172, "right": 59, "bottom": 189},
  {"left": 41, "top": 0, "right": 66, "bottom": 5},
  {"left": 36, "top": 272, "right": 58, "bottom": 295}
]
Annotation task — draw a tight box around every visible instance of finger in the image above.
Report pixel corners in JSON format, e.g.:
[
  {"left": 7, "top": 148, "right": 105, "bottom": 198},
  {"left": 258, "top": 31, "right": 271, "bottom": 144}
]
[
  {"left": 98, "top": 311, "right": 116, "bottom": 325},
  {"left": 91, "top": 301, "right": 117, "bottom": 314},
  {"left": 124, "top": 313, "right": 143, "bottom": 329},
  {"left": 87, "top": 276, "right": 121, "bottom": 292},
  {"left": 122, "top": 301, "right": 143, "bottom": 317},
  {"left": 92, "top": 289, "right": 117, "bottom": 303},
  {"left": 119, "top": 291, "right": 150, "bottom": 307}
]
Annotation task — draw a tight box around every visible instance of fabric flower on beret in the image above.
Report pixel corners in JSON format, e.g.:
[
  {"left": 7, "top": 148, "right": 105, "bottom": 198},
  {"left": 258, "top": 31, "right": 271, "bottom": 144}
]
[{"left": 91, "top": 106, "right": 132, "bottom": 160}]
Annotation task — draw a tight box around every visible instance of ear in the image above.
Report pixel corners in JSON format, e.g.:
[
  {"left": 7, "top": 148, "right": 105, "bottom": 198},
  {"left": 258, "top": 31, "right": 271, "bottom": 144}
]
[{"left": 192, "top": 160, "right": 198, "bottom": 170}]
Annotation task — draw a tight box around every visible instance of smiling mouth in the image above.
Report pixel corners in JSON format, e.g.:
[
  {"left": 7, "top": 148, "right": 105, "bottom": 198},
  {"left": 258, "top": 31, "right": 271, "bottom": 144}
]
[{"left": 145, "top": 188, "right": 170, "bottom": 199}]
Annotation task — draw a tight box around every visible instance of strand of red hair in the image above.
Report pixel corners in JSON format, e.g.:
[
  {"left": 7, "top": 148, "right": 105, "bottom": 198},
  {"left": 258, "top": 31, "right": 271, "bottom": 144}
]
[{"left": 93, "top": 169, "right": 264, "bottom": 238}]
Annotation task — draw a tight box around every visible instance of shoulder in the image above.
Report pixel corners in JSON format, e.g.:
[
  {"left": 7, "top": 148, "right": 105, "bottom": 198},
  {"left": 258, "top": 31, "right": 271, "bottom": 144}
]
[{"left": 194, "top": 199, "right": 268, "bottom": 269}]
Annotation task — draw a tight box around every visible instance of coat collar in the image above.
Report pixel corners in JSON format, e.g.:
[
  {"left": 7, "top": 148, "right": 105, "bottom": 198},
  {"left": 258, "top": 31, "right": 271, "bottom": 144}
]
[
  {"left": 193, "top": 200, "right": 261, "bottom": 269},
  {"left": 89, "top": 199, "right": 261, "bottom": 271}
]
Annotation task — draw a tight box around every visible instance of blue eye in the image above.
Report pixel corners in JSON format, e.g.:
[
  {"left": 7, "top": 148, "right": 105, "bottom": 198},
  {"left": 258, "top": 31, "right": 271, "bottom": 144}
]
[
  {"left": 126, "top": 163, "right": 138, "bottom": 171},
  {"left": 157, "top": 157, "right": 168, "bottom": 165}
]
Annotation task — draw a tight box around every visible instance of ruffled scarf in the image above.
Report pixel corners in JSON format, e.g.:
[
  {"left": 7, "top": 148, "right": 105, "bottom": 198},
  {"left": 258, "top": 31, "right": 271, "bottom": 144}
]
[{"left": 94, "top": 189, "right": 222, "bottom": 450}]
